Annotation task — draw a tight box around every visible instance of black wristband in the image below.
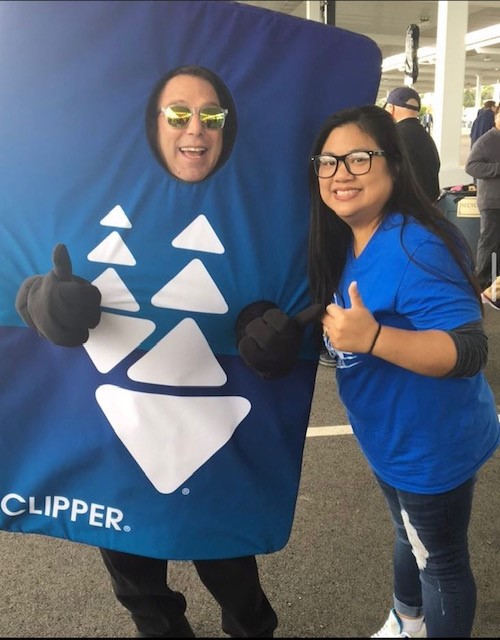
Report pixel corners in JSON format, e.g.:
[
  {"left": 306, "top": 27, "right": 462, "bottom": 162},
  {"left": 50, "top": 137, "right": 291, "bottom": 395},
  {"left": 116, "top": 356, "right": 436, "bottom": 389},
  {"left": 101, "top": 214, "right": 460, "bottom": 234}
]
[{"left": 367, "top": 323, "right": 382, "bottom": 354}]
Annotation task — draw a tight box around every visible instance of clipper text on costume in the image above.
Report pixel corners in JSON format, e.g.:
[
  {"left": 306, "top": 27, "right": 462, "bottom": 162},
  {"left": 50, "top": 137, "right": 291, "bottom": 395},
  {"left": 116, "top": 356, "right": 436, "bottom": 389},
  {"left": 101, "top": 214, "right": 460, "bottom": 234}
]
[{"left": 1, "top": 494, "right": 124, "bottom": 530}]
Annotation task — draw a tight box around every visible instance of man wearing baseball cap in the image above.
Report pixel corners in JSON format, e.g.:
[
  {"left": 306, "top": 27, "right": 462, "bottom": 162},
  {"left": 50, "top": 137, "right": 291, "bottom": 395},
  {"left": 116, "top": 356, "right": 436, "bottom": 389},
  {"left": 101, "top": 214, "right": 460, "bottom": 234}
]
[{"left": 384, "top": 86, "right": 441, "bottom": 202}]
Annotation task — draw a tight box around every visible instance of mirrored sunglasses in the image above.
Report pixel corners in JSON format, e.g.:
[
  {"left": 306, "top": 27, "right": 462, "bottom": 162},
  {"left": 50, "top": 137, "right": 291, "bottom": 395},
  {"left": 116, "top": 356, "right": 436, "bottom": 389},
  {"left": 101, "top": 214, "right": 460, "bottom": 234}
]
[{"left": 159, "top": 105, "right": 228, "bottom": 130}]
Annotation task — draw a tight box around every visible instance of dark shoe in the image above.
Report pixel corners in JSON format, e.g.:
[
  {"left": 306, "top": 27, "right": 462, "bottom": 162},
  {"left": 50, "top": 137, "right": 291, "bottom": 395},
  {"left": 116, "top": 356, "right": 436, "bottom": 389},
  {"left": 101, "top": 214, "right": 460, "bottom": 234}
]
[
  {"left": 135, "top": 615, "right": 195, "bottom": 638},
  {"left": 226, "top": 632, "right": 274, "bottom": 638}
]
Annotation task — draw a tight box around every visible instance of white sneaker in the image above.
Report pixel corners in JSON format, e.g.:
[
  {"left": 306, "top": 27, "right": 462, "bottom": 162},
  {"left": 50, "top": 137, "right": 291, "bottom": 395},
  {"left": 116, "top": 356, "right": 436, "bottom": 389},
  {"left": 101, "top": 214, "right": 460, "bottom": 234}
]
[
  {"left": 371, "top": 609, "right": 427, "bottom": 638},
  {"left": 482, "top": 277, "right": 500, "bottom": 310}
]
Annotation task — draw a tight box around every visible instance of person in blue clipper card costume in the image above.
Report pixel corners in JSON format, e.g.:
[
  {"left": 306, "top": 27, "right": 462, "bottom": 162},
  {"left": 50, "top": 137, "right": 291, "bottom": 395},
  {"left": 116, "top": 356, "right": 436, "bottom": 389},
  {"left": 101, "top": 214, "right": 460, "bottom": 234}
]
[
  {"left": 1, "top": 1, "right": 382, "bottom": 636},
  {"left": 96, "top": 65, "right": 276, "bottom": 639}
]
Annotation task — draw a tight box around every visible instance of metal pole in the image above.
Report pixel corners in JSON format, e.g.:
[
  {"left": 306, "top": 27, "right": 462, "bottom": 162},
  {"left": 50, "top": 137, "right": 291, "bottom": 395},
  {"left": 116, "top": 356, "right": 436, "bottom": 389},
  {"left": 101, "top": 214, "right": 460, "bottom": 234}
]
[
  {"left": 492, "top": 252, "right": 498, "bottom": 301},
  {"left": 321, "top": 0, "right": 335, "bottom": 26}
]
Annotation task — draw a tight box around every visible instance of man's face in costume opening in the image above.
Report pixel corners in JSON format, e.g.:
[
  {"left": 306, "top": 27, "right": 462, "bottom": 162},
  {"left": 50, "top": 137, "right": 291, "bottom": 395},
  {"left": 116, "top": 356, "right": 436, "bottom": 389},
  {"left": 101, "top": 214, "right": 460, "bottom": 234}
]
[{"left": 157, "top": 74, "right": 224, "bottom": 183}]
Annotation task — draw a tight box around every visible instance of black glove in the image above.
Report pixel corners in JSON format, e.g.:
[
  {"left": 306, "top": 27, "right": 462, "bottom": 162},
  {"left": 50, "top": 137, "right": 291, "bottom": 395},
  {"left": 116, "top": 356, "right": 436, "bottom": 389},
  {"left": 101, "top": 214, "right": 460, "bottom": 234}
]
[
  {"left": 236, "top": 300, "right": 324, "bottom": 379},
  {"left": 15, "top": 243, "right": 102, "bottom": 347}
]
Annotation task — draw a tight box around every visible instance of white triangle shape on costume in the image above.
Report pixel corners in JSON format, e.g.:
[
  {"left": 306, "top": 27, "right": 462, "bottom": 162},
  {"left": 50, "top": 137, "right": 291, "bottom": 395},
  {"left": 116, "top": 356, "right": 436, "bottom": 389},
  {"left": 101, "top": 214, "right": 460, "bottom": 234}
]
[
  {"left": 151, "top": 259, "right": 228, "bottom": 314},
  {"left": 172, "top": 214, "right": 225, "bottom": 254},
  {"left": 92, "top": 268, "right": 140, "bottom": 312},
  {"left": 95, "top": 384, "right": 251, "bottom": 494},
  {"left": 100, "top": 205, "right": 132, "bottom": 229},
  {"left": 83, "top": 312, "right": 155, "bottom": 373},
  {"left": 87, "top": 231, "right": 136, "bottom": 266},
  {"left": 127, "top": 318, "right": 226, "bottom": 386}
]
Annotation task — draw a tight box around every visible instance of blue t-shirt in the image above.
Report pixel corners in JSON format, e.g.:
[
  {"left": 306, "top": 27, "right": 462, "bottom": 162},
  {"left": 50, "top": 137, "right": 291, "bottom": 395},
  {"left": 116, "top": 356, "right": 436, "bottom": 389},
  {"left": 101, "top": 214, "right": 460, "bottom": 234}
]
[{"left": 325, "top": 212, "right": 499, "bottom": 493}]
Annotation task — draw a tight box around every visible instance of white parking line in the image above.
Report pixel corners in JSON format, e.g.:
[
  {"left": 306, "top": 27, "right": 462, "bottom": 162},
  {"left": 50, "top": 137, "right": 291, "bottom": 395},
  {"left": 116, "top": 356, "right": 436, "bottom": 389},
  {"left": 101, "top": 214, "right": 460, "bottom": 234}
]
[
  {"left": 307, "top": 425, "right": 353, "bottom": 437},
  {"left": 307, "top": 415, "right": 500, "bottom": 437}
]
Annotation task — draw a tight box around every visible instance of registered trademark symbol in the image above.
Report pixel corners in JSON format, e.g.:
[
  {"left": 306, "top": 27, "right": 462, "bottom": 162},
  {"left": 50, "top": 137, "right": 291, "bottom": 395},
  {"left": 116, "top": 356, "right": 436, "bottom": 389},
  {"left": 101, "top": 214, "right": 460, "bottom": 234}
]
[{"left": 181, "top": 487, "right": 190, "bottom": 495}]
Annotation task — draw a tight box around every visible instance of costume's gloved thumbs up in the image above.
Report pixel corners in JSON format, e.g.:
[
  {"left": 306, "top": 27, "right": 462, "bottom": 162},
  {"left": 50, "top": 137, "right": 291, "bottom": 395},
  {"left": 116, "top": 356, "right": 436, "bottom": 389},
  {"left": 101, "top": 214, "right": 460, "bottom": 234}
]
[
  {"left": 294, "top": 303, "right": 325, "bottom": 328},
  {"left": 15, "top": 243, "right": 102, "bottom": 347},
  {"left": 52, "top": 242, "right": 73, "bottom": 280},
  {"left": 236, "top": 300, "right": 324, "bottom": 379}
]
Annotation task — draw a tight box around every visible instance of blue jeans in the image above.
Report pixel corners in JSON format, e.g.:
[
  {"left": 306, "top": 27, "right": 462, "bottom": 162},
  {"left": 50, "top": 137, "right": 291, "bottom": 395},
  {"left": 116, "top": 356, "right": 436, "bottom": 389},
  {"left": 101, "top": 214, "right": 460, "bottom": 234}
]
[{"left": 375, "top": 474, "right": 477, "bottom": 637}]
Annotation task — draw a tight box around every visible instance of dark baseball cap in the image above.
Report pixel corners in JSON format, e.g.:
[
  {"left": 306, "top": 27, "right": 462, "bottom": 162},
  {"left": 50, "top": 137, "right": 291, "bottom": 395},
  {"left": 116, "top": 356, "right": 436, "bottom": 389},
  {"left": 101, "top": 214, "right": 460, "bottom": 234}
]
[{"left": 385, "top": 86, "right": 421, "bottom": 111}]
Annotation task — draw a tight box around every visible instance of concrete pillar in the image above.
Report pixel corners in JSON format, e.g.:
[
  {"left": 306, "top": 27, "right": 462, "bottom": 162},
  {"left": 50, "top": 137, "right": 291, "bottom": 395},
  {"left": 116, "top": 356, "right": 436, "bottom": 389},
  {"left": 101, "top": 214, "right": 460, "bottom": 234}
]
[
  {"left": 433, "top": 1, "right": 469, "bottom": 187},
  {"left": 494, "top": 81, "right": 500, "bottom": 103},
  {"left": 475, "top": 75, "right": 482, "bottom": 109},
  {"left": 305, "top": 0, "right": 322, "bottom": 22}
]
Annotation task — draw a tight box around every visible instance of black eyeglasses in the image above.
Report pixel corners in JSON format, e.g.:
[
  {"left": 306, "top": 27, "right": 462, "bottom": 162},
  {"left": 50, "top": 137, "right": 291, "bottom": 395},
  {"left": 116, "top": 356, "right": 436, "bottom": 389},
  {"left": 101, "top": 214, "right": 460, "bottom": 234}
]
[
  {"left": 311, "top": 150, "right": 386, "bottom": 178},
  {"left": 159, "top": 104, "right": 228, "bottom": 130}
]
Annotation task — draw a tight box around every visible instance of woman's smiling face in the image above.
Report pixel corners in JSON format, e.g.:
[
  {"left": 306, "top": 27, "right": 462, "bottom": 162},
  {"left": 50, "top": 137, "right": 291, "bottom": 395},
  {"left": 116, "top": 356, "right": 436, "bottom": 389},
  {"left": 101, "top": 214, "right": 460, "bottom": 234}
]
[{"left": 318, "top": 123, "right": 393, "bottom": 229}]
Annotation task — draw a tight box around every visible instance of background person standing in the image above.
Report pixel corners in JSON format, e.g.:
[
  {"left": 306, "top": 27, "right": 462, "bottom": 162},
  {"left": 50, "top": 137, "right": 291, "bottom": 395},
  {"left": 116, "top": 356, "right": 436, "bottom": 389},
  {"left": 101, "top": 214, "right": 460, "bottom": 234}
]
[
  {"left": 421, "top": 110, "right": 433, "bottom": 134},
  {"left": 466, "top": 107, "right": 500, "bottom": 294},
  {"left": 384, "top": 86, "right": 441, "bottom": 203},
  {"left": 470, "top": 100, "right": 497, "bottom": 148}
]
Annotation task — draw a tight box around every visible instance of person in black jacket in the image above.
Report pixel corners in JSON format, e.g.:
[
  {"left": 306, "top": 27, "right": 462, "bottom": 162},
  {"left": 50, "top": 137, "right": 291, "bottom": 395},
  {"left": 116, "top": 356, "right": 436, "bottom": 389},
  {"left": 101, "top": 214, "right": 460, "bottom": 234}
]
[
  {"left": 384, "top": 86, "right": 441, "bottom": 203},
  {"left": 470, "top": 100, "right": 496, "bottom": 148}
]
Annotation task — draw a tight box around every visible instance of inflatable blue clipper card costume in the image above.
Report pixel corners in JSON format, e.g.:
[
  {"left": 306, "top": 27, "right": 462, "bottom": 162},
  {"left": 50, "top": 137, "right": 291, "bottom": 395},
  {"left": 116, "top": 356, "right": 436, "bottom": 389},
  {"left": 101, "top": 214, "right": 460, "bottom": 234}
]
[{"left": 0, "top": 0, "right": 381, "bottom": 559}]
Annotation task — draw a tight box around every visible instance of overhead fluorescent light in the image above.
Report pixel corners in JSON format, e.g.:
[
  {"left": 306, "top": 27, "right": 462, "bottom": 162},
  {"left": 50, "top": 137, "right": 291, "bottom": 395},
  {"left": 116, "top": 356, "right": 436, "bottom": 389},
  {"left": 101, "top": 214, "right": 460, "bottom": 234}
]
[
  {"left": 466, "top": 37, "right": 500, "bottom": 51},
  {"left": 382, "top": 23, "right": 500, "bottom": 72},
  {"left": 465, "top": 24, "right": 500, "bottom": 47}
]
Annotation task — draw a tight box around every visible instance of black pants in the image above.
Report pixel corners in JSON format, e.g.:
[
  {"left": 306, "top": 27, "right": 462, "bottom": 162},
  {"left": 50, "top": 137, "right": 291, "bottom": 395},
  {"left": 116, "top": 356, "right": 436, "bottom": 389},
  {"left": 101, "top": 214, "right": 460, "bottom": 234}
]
[
  {"left": 476, "top": 207, "right": 500, "bottom": 290},
  {"left": 99, "top": 548, "right": 278, "bottom": 638}
]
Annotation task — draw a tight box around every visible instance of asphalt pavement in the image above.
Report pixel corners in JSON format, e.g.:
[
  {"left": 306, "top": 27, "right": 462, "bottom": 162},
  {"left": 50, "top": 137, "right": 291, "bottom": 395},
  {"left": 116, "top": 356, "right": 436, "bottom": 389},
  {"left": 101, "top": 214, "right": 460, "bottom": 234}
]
[{"left": 0, "top": 302, "right": 498, "bottom": 638}]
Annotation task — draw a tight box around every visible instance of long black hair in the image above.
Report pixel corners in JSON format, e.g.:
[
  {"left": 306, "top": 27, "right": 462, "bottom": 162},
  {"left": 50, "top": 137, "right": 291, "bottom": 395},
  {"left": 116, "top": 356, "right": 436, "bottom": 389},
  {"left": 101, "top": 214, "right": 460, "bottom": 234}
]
[
  {"left": 307, "top": 105, "right": 482, "bottom": 309},
  {"left": 145, "top": 65, "right": 237, "bottom": 180}
]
